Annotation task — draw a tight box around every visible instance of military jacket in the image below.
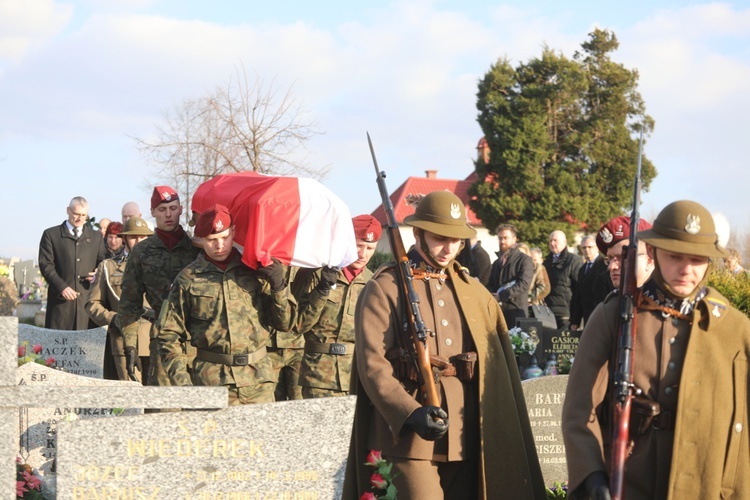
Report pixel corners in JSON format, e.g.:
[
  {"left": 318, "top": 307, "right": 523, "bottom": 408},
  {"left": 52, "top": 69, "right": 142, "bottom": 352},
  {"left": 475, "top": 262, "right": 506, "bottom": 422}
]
[
  {"left": 156, "top": 252, "right": 297, "bottom": 388},
  {"left": 293, "top": 266, "right": 372, "bottom": 391},
  {"left": 85, "top": 255, "right": 151, "bottom": 357},
  {"left": 119, "top": 232, "right": 200, "bottom": 349},
  {"left": 562, "top": 287, "right": 750, "bottom": 499}
]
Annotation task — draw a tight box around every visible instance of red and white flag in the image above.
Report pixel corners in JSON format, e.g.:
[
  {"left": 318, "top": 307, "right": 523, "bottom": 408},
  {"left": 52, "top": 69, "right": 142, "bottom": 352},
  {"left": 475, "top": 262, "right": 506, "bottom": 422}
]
[{"left": 192, "top": 172, "right": 357, "bottom": 270}]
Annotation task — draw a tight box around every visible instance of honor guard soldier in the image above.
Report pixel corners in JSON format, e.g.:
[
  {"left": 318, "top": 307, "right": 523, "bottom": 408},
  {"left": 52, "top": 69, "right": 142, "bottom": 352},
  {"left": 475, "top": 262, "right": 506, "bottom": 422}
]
[
  {"left": 343, "top": 191, "right": 545, "bottom": 499},
  {"left": 562, "top": 200, "right": 750, "bottom": 499},
  {"left": 156, "top": 205, "right": 296, "bottom": 405},
  {"left": 119, "top": 186, "right": 201, "bottom": 384},
  {"left": 293, "top": 214, "right": 382, "bottom": 399},
  {"left": 85, "top": 217, "right": 153, "bottom": 382}
]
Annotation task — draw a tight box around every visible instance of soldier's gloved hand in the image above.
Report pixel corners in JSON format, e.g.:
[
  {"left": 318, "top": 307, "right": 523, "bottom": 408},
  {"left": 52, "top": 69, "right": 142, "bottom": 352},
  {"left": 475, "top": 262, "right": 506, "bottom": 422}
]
[
  {"left": 256, "top": 258, "right": 286, "bottom": 292},
  {"left": 316, "top": 266, "right": 339, "bottom": 294},
  {"left": 405, "top": 406, "right": 449, "bottom": 441},
  {"left": 582, "top": 471, "right": 611, "bottom": 500},
  {"left": 108, "top": 314, "right": 118, "bottom": 330},
  {"left": 124, "top": 346, "right": 142, "bottom": 382}
]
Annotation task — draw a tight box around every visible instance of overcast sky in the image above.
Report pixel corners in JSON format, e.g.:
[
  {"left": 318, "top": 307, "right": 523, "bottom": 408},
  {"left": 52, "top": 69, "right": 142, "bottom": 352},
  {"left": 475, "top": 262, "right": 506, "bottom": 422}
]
[{"left": 1, "top": 0, "right": 749, "bottom": 261}]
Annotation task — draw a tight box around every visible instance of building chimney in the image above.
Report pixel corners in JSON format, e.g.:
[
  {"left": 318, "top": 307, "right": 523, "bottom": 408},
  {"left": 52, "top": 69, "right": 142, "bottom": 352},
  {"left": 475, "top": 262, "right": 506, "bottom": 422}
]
[{"left": 425, "top": 170, "right": 437, "bottom": 179}]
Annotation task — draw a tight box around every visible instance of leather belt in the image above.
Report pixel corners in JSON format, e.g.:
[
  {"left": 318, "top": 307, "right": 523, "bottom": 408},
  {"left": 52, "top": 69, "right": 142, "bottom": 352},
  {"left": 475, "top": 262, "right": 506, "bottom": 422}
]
[
  {"left": 652, "top": 410, "right": 675, "bottom": 430},
  {"left": 304, "top": 342, "right": 353, "bottom": 356},
  {"left": 196, "top": 346, "right": 267, "bottom": 366}
]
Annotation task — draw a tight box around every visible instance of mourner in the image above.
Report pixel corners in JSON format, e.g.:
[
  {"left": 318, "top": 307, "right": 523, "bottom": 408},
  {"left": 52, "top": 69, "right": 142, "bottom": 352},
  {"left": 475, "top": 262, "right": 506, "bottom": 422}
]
[
  {"left": 562, "top": 200, "right": 750, "bottom": 499},
  {"left": 293, "top": 214, "right": 382, "bottom": 399},
  {"left": 156, "top": 204, "right": 296, "bottom": 405},
  {"left": 85, "top": 217, "right": 153, "bottom": 382},
  {"left": 119, "top": 186, "right": 200, "bottom": 384},
  {"left": 343, "top": 191, "right": 545, "bottom": 499}
]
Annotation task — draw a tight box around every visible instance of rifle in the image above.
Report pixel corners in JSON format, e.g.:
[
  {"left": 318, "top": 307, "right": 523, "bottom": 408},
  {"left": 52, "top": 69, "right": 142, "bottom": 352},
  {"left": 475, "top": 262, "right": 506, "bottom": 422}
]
[
  {"left": 366, "top": 132, "right": 441, "bottom": 408},
  {"left": 609, "top": 129, "right": 644, "bottom": 500}
]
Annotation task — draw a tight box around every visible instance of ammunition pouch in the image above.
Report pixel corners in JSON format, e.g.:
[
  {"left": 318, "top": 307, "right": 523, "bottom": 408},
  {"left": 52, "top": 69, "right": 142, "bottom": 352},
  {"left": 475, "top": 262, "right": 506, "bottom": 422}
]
[
  {"left": 386, "top": 348, "right": 477, "bottom": 383},
  {"left": 631, "top": 395, "right": 662, "bottom": 435},
  {"left": 386, "top": 347, "right": 418, "bottom": 382},
  {"left": 452, "top": 352, "right": 478, "bottom": 381}
]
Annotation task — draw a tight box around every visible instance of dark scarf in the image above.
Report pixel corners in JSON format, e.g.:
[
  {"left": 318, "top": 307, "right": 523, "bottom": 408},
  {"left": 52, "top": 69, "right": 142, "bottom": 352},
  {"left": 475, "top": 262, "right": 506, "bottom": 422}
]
[
  {"left": 407, "top": 248, "right": 449, "bottom": 282},
  {"left": 155, "top": 226, "right": 186, "bottom": 251},
  {"left": 640, "top": 279, "right": 707, "bottom": 321},
  {"left": 204, "top": 248, "right": 237, "bottom": 271}
]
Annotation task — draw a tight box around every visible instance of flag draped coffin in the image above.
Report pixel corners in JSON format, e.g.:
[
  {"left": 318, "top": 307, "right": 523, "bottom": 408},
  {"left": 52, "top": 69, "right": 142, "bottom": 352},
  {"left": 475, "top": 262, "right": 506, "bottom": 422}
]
[{"left": 192, "top": 172, "right": 357, "bottom": 270}]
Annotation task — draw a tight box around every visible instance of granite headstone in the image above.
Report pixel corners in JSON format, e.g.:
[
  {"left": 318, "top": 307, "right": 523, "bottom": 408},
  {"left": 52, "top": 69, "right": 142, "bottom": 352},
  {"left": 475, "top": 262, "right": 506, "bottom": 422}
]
[
  {"left": 16, "top": 363, "right": 143, "bottom": 498},
  {"left": 18, "top": 323, "right": 107, "bottom": 378},
  {"left": 522, "top": 375, "right": 569, "bottom": 486},
  {"left": 56, "top": 396, "right": 357, "bottom": 499}
]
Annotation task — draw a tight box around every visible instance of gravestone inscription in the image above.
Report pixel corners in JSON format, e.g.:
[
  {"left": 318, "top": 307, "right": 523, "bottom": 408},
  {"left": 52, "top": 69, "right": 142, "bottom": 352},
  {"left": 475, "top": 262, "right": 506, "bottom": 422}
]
[
  {"left": 522, "top": 374, "right": 569, "bottom": 486},
  {"left": 56, "top": 396, "right": 357, "bottom": 499},
  {"left": 18, "top": 324, "right": 107, "bottom": 378}
]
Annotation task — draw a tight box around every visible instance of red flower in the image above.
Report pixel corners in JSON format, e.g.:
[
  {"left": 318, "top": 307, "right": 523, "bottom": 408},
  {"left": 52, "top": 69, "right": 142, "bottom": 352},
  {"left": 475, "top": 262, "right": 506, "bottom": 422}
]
[
  {"left": 45, "top": 357, "right": 56, "bottom": 367},
  {"left": 359, "top": 493, "right": 377, "bottom": 500},
  {"left": 365, "top": 449, "right": 385, "bottom": 466},
  {"left": 17, "top": 480, "right": 28, "bottom": 497},
  {"left": 18, "top": 345, "right": 26, "bottom": 357},
  {"left": 32, "top": 344, "right": 43, "bottom": 354},
  {"left": 370, "top": 473, "right": 388, "bottom": 490},
  {"left": 22, "top": 470, "right": 41, "bottom": 490}
]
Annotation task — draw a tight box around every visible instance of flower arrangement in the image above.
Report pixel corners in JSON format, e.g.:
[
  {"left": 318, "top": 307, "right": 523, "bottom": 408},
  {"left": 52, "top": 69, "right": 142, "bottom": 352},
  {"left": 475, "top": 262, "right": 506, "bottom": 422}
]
[
  {"left": 545, "top": 480, "right": 568, "bottom": 499},
  {"left": 508, "top": 326, "right": 539, "bottom": 355},
  {"left": 17, "top": 457, "right": 46, "bottom": 499},
  {"left": 360, "top": 450, "right": 398, "bottom": 500},
  {"left": 20, "top": 280, "right": 46, "bottom": 301},
  {"left": 18, "top": 341, "right": 56, "bottom": 368},
  {"left": 557, "top": 354, "right": 574, "bottom": 374}
]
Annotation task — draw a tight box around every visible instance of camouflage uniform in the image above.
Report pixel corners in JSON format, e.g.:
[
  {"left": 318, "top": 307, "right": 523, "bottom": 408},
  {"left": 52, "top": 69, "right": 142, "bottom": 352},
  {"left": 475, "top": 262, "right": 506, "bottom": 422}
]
[
  {"left": 119, "top": 232, "right": 200, "bottom": 386},
  {"left": 85, "top": 254, "right": 151, "bottom": 382},
  {"left": 155, "top": 251, "right": 297, "bottom": 405},
  {"left": 266, "top": 266, "right": 305, "bottom": 401},
  {"left": 294, "top": 266, "right": 372, "bottom": 398}
]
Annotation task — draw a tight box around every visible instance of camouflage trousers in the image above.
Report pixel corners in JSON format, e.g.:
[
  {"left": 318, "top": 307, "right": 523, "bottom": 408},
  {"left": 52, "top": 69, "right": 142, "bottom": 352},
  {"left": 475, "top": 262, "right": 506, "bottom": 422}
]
[
  {"left": 301, "top": 386, "right": 349, "bottom": 399},
  {"left": 267, "top": 347, "right": 303, "bottom": 401},
  {"left": 227, "top": 382, "right": 275, "bottom": 405},
  {"left": 147, "top": 325, "right": 196, "bottom": 386}
]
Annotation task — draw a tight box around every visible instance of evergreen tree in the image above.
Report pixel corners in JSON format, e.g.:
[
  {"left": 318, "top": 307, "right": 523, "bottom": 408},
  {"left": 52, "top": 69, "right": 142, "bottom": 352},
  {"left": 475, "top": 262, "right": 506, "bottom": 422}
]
[{"left": 471, "top": 29, "right": 656, "bottom": 247}]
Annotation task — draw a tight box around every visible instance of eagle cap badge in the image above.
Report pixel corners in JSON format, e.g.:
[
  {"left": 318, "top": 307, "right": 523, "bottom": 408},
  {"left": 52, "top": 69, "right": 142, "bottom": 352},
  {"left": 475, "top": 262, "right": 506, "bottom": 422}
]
[
  {"left": 449, "top": 203, "right": 461, "bottom": 220},
  {"left": 684, "top": 214, "right": 701, "bottom": 234}
]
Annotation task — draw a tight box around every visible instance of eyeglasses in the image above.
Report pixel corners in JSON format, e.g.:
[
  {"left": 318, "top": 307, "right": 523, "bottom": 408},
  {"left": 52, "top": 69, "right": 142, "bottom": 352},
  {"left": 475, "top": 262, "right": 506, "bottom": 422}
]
[{"left": 604, "top": 253, "right": 647, "bottom": 266}]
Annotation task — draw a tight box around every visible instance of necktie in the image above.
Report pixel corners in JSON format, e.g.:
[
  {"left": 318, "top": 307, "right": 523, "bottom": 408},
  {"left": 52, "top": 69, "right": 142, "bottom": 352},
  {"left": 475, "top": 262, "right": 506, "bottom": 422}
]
[
  {"left": 584, "top": 262, "right": 591, "bottom": 274},
  {"left": 73, "top": 228, "right": 80, "bottom": 240}
]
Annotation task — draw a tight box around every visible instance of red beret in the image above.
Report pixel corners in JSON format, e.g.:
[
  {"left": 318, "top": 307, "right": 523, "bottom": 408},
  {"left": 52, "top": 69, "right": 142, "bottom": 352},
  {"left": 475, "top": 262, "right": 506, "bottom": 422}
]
[
  {"left": 106, "top": 222, "right": 123, "bottom": 238},
  {"left": 194, "top": 204, "right": 233, "bottom": 238},
  {"left": 352, "top": 214, "right": 382, "bottom": 243},
  {"left": 596, "top": 215, "right": 653, "bottom": 255},
  {"left": 151, "top": 185, "right": 179, "bottom": 210}
]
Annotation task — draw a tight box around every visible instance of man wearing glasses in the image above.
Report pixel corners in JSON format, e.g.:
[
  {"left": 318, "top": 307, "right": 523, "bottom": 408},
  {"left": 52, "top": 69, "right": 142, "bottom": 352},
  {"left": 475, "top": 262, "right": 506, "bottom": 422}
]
[{"left": 39, "top": 196, "right": 105, "bottom": 330}]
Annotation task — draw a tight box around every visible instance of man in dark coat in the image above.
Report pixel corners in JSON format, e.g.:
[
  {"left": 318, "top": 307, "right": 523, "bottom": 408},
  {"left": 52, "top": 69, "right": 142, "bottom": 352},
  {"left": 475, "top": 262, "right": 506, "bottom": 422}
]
[
  {"left": 569, "top": 235, "right": 609, "bottom": 330},
  {"left": 39, "top": 196, "right": 105, "bottom": 330},
  {"left": 543, "top": 230, "right": 582, "bottom": 328},
  {"left": 487, "top": 224, "right": 534, "bottom": 328}
]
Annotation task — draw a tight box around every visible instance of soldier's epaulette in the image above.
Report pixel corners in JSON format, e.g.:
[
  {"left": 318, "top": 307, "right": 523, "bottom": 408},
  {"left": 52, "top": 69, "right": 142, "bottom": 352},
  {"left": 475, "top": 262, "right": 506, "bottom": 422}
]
[{"left": 372, "top": 261, "right": 396, "bottom": 280}]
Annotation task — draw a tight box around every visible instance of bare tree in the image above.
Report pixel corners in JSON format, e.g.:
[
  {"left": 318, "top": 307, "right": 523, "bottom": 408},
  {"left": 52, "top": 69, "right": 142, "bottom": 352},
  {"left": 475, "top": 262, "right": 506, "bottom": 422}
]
[{"left": 134, "top": 66, "right": 327, "bottom": 225}]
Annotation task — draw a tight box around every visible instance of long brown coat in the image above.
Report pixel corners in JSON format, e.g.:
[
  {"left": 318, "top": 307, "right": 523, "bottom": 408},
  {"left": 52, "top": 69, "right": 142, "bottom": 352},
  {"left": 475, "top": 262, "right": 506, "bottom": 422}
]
[
  {"left": 343, "top": 261, "right": 545, "bottom": 499},
  {"left": 39, "top": 222, "right": 105, "bottom": 330},
  {"left": 562, "top": 287, "right": 750, "bottom": 499}
]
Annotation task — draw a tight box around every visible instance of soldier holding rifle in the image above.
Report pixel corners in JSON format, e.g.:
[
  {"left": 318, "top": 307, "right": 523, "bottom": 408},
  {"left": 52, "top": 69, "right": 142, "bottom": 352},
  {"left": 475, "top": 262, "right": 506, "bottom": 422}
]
[
  {"left": 344, "top": 137, "right": 544, "bottom": 499},
  {"left": 562, "top": 200, "right": 750, "bottom": 499}
]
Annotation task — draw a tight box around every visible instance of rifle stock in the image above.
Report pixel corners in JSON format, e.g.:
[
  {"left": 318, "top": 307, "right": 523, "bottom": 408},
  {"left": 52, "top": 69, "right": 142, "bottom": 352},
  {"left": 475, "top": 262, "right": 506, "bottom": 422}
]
[
  {"left": 609, "top": 129, "right": 644, "bottom": 500},
  {"left": 367, "top": 132, "right": 441, "bottom": 408}
]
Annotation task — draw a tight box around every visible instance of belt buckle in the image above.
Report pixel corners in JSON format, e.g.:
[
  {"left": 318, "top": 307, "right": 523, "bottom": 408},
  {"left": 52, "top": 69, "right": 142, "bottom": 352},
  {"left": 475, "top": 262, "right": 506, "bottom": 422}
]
[
  {"left": 329, "top": 343, "right": 346, "bottom": 355},
  {"left": 233, "top": 354, "right": 249, "bottom": 366}
]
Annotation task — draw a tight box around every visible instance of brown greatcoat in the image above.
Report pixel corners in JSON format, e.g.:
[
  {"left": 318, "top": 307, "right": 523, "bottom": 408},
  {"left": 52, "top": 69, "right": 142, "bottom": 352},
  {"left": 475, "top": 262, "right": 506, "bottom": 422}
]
[
  {"left": 343, "top": 261, "right": 545, "bottom": 499},
  {"left": 85, "top": 255, "right": 151, "bottom": 381},
  {"left": 562, "top": 287, "right": 750, "bottom": 499}
]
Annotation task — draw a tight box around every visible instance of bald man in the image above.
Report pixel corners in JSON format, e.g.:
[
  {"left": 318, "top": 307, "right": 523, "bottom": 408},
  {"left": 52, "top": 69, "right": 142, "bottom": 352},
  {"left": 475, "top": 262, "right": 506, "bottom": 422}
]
[{"left": 543, "top": 230, "right": 582, "bottom": 328}]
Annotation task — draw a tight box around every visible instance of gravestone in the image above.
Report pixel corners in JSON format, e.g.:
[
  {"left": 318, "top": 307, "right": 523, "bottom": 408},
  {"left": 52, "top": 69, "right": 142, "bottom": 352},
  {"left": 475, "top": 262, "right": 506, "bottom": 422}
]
[
  {"left": 56, "top": 396, "right": 357, "bottom": 499},
  {"left": 540, "top": 328, "right": 581, "bottom": 361},
  {"left": 18, "top": 323, "right": 107, "bottom": 378},
  {"left": 12, "top": 259, "right": 39, "bottom": 296},
  {"left": 522, "top": 375, "right": 569, "bottom": 486},
  {"left": 16, "top": 363, "right": 143, "bottom": 498},
  {"left": 1, "top": 316, "right": 228, "bottom": 500}
]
